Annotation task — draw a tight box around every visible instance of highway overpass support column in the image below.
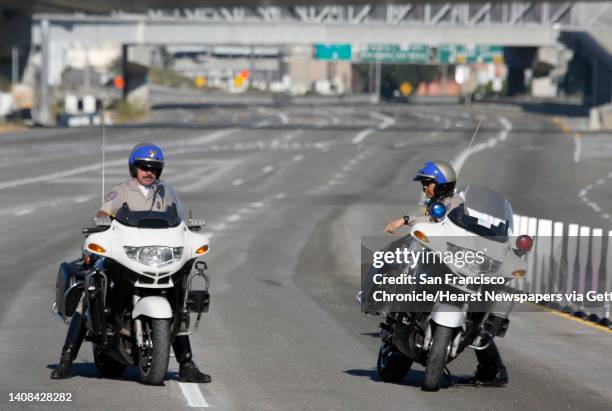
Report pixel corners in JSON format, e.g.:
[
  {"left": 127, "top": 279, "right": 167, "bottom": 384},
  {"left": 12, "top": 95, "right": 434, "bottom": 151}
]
[
  {"left": 504, "top": 47, "right": 537, "bottom": 96},
  {"left": 591, "top": 56, "right": 612, "bottom": 107}
]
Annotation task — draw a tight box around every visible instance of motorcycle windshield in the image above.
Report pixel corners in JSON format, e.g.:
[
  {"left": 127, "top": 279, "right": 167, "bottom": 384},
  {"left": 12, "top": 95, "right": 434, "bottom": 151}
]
[
  {"left": 114, "top": 202, "right": 183, "bottom": 228},
  {"left": 449, "top": 185, "right": 513, "bottom": 242}
]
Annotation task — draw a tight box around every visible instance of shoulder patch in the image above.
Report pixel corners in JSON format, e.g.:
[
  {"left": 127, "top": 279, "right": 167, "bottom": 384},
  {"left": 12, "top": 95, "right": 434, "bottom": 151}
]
[{"left": 104, "top": 191, "right": 118, "bottom": 202}]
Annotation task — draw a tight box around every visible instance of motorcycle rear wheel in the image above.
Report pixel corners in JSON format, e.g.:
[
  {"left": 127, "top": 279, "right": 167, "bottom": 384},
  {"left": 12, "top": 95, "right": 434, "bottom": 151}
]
[
  {"left": 422, "top": 324, "right": 453, "bottom": 391},
  {"left": 138, "top": 318, "right": 171, "bottom": 385},
  {"left": 93, "top": 345, "right": 127, "bottom": 379},
  {"left": 376, "top": 340, "right": 412, "bottom": 383}
]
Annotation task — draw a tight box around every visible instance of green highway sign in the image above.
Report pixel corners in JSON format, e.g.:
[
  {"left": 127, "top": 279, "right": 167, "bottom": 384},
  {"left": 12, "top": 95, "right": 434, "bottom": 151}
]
[
  {"left": 438, "top": 45, "right": 504, "bottom": 64},
  {"left": 315, "top": 44, "right": 352, "bottom": 60},
  {"left": 360, "top": 44, "right": 430, "bottom": 64}
]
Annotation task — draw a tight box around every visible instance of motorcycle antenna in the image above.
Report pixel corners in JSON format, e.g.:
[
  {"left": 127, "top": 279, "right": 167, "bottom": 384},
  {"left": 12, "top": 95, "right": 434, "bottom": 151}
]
[
  {"left": 454, "top": 119, "right": 482, "bottom": 180},
  {"left": 101, "top": 98, "right": 107, "bottom": 202}
]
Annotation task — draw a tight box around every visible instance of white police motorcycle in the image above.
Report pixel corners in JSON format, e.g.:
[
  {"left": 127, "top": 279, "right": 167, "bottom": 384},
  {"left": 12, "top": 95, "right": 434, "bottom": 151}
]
[
  {"left": 362, "top": 185, "right": 533, "bottom": 391},
  {"left": 53, "top": 202, "right": 211, "bottom": 385}
]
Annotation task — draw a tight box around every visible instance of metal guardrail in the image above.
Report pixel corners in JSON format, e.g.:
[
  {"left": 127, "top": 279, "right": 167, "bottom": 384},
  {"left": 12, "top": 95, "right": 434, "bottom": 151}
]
[{"left": 510, "top": 214, "right": 611, "bottom": 325}]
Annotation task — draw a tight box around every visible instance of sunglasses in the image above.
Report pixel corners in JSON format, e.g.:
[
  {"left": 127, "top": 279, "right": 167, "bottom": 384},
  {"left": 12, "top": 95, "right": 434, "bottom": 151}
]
[{"left": 421, "top": 180, "right": 435, "bottom": 187}]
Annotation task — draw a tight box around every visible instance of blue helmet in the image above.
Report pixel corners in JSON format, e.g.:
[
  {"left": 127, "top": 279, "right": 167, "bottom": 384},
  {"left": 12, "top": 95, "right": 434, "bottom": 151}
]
[
  {"left": 413, "top": 161, "right": 456, "bottom": 198},
  {"left": 129, "top": 143, "right": 165, "bottom": 178}
]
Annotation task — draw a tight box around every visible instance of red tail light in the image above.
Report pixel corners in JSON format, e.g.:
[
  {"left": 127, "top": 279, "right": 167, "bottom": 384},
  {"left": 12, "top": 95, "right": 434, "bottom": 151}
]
[{"left": 516, "top": 235, "right": 533, "bottom": 253}]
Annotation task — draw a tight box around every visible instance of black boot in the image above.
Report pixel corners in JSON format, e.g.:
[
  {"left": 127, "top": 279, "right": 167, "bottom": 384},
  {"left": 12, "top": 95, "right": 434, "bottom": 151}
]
[
  {"left": 455, "top": 341, "right": 508, "bottom": 387},
  {"left": 50, "top": 313, "right": 86, "bottom": 379},
  {"left": 173, "top": 336, "right": 211, "bottom": 383},
  {"left": 455, "top": 365, "right": 508, "bottom": 387}
]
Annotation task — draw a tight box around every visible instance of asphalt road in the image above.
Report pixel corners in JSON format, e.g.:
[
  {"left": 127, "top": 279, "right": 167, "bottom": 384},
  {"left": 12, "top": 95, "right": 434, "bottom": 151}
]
[{"left": 0, "top": 100, "right": 610, "bottom": 410}]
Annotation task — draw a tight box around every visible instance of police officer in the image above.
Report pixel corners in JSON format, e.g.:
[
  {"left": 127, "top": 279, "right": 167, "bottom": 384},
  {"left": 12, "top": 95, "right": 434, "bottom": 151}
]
[
  {"left": 383, "top": 161, "right": 509, "bottom": 387},
  {"left": 51, "top": 143, "right": 211, "bottom": 384}
]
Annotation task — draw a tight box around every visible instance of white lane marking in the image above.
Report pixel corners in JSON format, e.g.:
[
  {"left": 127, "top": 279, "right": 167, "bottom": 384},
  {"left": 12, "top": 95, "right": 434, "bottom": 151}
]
[
  {"left": 262, "top": 165, "right": 275, "bottom": 174},
  {"left": 353, "top": 112, "right": 395, "bottom": 144},
  {"left": 274, "top": 192, "right": 286, "bottom": 199},
  {"left": 211, "top": 223, "right": 227, "bottom": 231},
  {"left": 13, "top": 209, "right": 34, "bottom": 216},
  {"left": 352, "top": 128, "right": 374, "bottom": 144},
  {"left": 251, "top": 201, "right": 264, "bottom": 208},
  {"left": 226, "top": 214, "right": 241, "bottom": 222},
  {"left": 292, "top": 154, "right": 305, "bottom": 162},
  {"left": 231, "top": 178, "right": 244, "bottom": 186},
  {"left": 0, "top": 195, "right": 96, "bottom": 218},
  {"left": 453, "top": 116, "right": 512, "bottom": 175},
  {"left": 314, "top": 144, "right": 331, "bottom": 153},
  {"left": 341, "top": 165, "right": 351, "bottom": 172},
  {"left": 574, "top": 154, "right": 611, "bottom": 222},
  {"left": 333, "top": 173, "right": 344, "bottom": 179},
  {"left": 179, "top": 128, "right": 238, "bottom": 146},
  {"left": 177, "top": 161, "right": 237, "bottom": 193},
  {"left": 178, "top": 382, "right": 209, "bottom": 408},
  {"left": 0, "top": 162, "right": 116, "bottom": 190},
  {"left": 284, "top": 130, "right": 302, "bottom": 141},
  {"left": 278, "top": 112, "right": 289, "bottom": 124},
  {"left": 255, "top": 120, "right": 270, "bottom": 128},
  {"left": 370, "top": 111, "right": 395, "bottom": 129},
  {"left": 0, "top": 129, "right": 239, "bottom": 191},
  {"left": 498, "top": 117, "right": 512, "bottom": 139},
  {"left": 74, "top": 196, "right": 91, "bottom": 203}
]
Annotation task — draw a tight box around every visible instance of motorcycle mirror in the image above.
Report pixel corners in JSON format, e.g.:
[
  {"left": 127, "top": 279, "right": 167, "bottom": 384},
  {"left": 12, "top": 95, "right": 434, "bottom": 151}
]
[
  {"left": 430, "top": 202, "right": 447, "bottom": 220},
  {"left": 94, "top": 217, "right": 112, "bottom": 227},
  {"left": 188, "top": 218, "right": 206, "bottom": 230}
]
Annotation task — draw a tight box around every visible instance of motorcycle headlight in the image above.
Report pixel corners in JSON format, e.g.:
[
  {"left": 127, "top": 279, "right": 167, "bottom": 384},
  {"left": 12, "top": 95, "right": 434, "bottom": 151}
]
[
  {"left": 123, "top": 246, "right": 183, "bottom": 267},
  {"left": 446, "top": 242, "right": 502, "bottom": 274}
]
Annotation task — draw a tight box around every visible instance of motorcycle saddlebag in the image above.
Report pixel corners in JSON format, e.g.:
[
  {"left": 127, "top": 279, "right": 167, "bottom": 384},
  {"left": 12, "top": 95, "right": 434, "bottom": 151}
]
[{"left": 55, "top": 262, "right": 84, "bottom": 318}]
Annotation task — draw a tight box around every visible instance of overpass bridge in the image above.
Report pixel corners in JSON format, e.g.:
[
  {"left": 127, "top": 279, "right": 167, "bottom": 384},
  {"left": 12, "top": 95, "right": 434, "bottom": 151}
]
[
  {"left": 32, "top": 3, "right": 578, "bottom": 47},
  {"left": 2, "top": 2, "right": 612, "bottom": 123}
]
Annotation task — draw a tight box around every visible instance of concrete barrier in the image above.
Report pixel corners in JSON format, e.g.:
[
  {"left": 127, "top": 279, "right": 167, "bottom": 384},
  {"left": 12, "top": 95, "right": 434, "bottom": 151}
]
[{"left": 589, "top": 103, "right": 612, "bottom": 130}]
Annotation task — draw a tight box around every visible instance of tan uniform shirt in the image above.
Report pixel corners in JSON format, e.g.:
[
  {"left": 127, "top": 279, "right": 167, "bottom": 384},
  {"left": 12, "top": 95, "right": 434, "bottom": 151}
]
[{"left": 99, "top": 178, "right": 182, "bottom": 217}]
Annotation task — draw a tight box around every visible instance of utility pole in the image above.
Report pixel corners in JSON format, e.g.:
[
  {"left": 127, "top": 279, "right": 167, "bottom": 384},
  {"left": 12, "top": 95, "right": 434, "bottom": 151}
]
[
  {"left": 11, "top": 46, "right": 19, "bottom": 86},
  {"left": 39, "top": 18, "right": 51, "bottom": 125},
  {"left": 372, "top": 60, "right": 382, "bottom": 104}
]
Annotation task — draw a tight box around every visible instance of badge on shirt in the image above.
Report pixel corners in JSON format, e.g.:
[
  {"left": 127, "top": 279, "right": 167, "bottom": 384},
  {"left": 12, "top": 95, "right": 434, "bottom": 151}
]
[{"left": 104, "top": 191, "right": 118, "bottom": 202}]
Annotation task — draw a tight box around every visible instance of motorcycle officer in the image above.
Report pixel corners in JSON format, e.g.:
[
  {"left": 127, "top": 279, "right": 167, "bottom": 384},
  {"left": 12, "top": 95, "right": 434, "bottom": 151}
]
[
  {"left": 383, "top": 161, "right": 509, "bottom": 387},
  {"left": 51, "top": 143, "right": 211, "bottom": 384}
]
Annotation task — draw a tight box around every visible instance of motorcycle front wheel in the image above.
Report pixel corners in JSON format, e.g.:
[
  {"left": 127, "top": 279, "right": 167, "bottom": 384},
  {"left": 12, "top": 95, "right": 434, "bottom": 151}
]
[
  {"left": 137, "top": 317, "right": 171, "bottom": 385},
  {"left": 422, "top": 324, "right": 453, "bottom": 391}
]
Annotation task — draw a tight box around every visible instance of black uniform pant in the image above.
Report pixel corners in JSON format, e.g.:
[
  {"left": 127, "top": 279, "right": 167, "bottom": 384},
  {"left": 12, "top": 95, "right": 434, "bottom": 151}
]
[{"left": 475, "top": 340, "right": 505, "bottom": 376}]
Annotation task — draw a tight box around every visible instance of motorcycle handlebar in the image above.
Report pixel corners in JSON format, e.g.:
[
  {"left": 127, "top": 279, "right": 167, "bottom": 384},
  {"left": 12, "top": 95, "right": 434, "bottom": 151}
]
[{"left": 81, "top": 226, "right": 108, "bottom": 234}]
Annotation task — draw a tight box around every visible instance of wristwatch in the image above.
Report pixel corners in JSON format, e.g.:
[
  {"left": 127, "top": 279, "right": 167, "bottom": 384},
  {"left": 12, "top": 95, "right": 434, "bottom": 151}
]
[{"left": 403, "top": 215, "right": 410, "bottom": 225}]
